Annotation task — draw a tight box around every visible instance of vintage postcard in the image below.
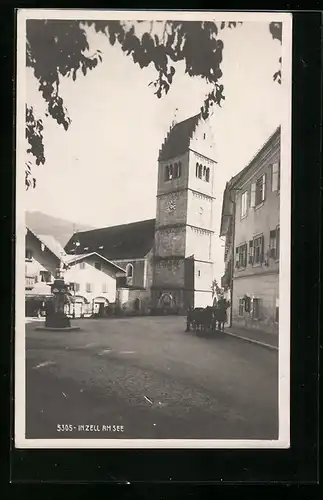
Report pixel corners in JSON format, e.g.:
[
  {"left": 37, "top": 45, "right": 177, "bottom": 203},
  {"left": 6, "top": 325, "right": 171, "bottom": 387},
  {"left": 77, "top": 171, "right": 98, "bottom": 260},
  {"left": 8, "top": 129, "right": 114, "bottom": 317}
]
[{"left": 15, "top": 10, "right": 292, "bottom": 448}]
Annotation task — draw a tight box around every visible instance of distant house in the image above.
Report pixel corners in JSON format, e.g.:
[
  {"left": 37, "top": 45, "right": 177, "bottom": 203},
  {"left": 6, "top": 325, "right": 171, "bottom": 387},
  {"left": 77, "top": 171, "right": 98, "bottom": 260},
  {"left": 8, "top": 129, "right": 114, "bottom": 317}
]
[
  {"left": 220, "top": 127, "right": 280, "bottom": 334},
  {"left": 65, "top": 219, "right": 156, "bottom": 312},
  {"left": 25, "top": 227, "right": 65, "bottom": 316},
  {"left": 64, "top": 252, "right": 126, "bottom": 316},
  {"left": 25, "top": 228, "right": 65, "bottom": 290}
]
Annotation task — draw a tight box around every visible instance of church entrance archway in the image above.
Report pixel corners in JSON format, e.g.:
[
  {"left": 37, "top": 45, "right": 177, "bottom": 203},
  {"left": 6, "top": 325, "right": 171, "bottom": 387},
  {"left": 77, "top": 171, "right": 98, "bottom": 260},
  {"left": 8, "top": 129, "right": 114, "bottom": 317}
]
[{"left": 158, "top": 292, "right": 174, "bottom": 309}]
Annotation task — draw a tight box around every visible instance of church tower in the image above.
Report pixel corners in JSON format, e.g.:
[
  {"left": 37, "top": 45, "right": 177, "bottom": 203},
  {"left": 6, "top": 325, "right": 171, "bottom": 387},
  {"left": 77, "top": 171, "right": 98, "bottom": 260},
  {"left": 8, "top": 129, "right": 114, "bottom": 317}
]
[{"left": 152, "top": 113, "right": 217, "bottom": 310}]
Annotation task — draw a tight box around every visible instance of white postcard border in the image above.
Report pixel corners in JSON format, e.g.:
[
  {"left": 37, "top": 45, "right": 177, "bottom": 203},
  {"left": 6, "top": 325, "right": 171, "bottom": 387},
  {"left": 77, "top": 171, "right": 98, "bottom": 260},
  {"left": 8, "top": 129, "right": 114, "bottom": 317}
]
[{"left": 15, "top": 9, "right": 292, "bottom": 449}]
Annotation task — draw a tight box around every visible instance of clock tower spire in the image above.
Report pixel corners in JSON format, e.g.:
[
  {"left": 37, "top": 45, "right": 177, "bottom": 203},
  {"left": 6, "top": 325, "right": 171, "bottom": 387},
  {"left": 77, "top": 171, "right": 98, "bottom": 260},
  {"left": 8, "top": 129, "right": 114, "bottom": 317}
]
[{"left": 152, "top": 113, "right": 216, "bottom": 311}]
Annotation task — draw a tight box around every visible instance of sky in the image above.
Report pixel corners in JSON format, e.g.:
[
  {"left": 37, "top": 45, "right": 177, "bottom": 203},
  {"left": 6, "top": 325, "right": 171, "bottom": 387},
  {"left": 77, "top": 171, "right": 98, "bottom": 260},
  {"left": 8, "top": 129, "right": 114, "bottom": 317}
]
[{"left": 24, "top": 20, "right": 284, "bottom": 280}]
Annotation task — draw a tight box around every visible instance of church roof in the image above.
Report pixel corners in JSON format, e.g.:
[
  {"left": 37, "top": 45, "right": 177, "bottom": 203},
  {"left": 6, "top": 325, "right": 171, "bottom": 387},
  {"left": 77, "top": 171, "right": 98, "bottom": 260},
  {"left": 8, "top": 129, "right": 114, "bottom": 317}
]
[
  {"left": 64, "top": 219, "right": 156, "bottom": 260},
  {"left": 158, "top": 114, "right": 201, "bottom": 162},
  {"left": 65, "top": 252, "right": 126, "bottom": 273}
]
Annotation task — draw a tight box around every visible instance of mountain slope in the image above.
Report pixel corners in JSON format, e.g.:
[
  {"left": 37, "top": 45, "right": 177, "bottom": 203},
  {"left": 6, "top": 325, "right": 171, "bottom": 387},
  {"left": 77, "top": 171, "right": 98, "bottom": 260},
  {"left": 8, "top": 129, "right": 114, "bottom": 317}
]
[{"left": 25, "top": 211, "right": 95, "bottom": 247}]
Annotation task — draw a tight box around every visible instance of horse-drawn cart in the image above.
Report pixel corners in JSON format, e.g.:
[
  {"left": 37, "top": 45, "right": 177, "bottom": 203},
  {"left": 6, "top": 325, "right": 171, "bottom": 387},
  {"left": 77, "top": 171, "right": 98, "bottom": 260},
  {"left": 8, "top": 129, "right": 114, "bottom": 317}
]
[{"left": 186, "top": 300, "right": 230, "bottom": 336}]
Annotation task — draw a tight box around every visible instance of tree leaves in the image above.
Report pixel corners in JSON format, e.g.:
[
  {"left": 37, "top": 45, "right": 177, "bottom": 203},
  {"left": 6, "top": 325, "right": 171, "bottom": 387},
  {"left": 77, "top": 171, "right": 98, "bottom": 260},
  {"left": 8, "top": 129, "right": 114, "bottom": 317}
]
[
  {"left": 25, "top": 18, "right": 281, "bottom": 190},
  {"left": 269, "top": 22, "right": 282, "bottom": 84},
  {"left": 25, "top": 106, "right": 46, "bottom": 189},
  {"left": 269, "top": 22, "right": 282, "bottom": 42}
]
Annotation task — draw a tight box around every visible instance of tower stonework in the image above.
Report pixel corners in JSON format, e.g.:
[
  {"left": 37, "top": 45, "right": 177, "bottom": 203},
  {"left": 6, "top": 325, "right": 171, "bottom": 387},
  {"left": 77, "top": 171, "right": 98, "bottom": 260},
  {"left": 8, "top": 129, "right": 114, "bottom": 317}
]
[{"left": 152, "top": 114, "right": 216, "bottom": 310}]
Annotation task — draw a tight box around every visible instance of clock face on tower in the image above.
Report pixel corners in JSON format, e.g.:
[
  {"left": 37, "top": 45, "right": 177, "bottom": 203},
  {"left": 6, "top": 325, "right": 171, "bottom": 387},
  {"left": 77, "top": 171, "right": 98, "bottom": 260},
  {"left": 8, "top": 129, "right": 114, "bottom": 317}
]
[{"left": 166, "top": 196, "right": 176, "bottom": 213}]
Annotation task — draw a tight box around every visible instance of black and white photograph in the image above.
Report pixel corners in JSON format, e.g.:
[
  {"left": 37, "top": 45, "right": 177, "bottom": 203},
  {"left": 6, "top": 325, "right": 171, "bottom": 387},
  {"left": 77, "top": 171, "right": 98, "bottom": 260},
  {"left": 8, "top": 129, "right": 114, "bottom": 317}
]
[{"left": 15, "top": 10, "right": 292, "bottom": 448}]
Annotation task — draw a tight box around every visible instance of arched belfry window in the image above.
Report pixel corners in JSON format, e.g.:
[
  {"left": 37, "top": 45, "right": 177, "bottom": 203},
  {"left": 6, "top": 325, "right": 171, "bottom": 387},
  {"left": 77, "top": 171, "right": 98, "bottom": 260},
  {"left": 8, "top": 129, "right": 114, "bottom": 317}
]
[
  {"left": 165, "top": 164, "right": 173, "bottom": 181},
  {"left": 205, "top": 167, "right": 210, "bottom": 183},
  {"left": 198, "top": 164, "right": 203, "bottom": 179},
  {"left": 126, "top": 263, "right": 133, "bottom": 278},
  {"left": 196, "top": 162, "right": 199, "bottom": 177},
  {"left": 173, "top": 162, "right": 182, "bottom": 179},
  {"left": 177, "top": 161, "right": 182, "bottom": 178},
  {"left": 203, "top": 166, "right": 207, "bottom": 177}
]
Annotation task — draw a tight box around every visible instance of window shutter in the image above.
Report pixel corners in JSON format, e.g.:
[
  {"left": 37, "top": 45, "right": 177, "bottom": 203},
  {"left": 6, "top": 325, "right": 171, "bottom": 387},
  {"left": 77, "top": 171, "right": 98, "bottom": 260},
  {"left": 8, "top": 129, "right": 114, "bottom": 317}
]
[
  {"left": 272, "top": 163, "right": 279, "bottom": 191},
  {"left": 260, "top": 235, "right": 265, "bottom": 262},
  {"left": 235, "top": 247, "right": 239, "bottom": 268},
  {"left": 261, "top": 174, "right": 266, "bottom": 202},
  {"left": 248, "top": 240, "right": 254, "bottom": 264},
  {"left": 250, "top": 183, "right": 256, "bottom": 207}
]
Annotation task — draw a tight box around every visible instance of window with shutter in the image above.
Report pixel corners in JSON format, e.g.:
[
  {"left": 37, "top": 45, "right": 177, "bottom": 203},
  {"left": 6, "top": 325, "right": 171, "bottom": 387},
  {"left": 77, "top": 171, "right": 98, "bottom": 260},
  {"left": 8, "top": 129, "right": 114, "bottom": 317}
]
[
  {"left": 250, "top": 183, "right": 256, "bottom": 207},
  {"left": 255, "top": 174, "right": 266, "bottom": 205},
  {"left": 244, "top": 243, "right": 248, "bottom": 267},
  {"left": 272, "top": 162, "right": 280, "bottom": 191},
  {"left": 248, "top": 240, "right": 254, "bottom": 264},
  {"left": 241, "top": 191, "right": 248, "bottom": 218},
  {"left": 253, "top": 235, "right": 264, "bottom": 265},
  {"left": 269, "top": 229, "right": 277, "bottom": 258},
  {"left": 261, "top": 174, "right": 266, "bottom": 202},
  {"left": 260, "top": 235, "right": 265, "bottom": 262},
  {"left": 235, "top": 247, "right": 239, "bottom": 268},
  {"left": 237, "top": 244, "right": 247, "bottom": 268}
]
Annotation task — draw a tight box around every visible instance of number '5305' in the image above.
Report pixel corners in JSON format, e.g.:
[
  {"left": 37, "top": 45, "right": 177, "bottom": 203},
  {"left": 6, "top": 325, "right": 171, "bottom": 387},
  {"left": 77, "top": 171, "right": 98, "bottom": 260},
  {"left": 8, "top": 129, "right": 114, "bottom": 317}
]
[{"left": 57, "top": 424, "right": 74, "bottom": 432}]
